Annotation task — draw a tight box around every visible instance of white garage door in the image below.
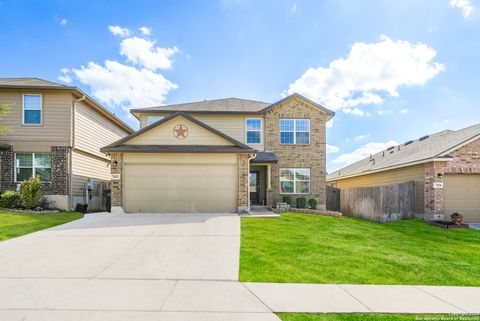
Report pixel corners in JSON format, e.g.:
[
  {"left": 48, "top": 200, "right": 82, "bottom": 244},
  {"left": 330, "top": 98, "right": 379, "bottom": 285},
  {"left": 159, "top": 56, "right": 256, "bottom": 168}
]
[
  {"left": 124, "top": 162, "right": 237, "bottom": 213},
  {"left": 444, "top": 174, "right": 480, "bottom": 222}
]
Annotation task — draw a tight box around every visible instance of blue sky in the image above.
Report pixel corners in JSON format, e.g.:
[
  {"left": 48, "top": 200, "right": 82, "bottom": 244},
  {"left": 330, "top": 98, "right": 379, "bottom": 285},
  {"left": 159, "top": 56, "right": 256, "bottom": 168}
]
[{"left": 1, "top": 0, "right": 479, "bottom": 172}]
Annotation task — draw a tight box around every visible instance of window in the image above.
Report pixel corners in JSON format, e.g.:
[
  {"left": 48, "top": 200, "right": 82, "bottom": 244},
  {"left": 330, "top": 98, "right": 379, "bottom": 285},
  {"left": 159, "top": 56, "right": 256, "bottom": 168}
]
[
  {"left": 280, "top": 119, "right": 310, "bottom": 144},
  {"left": 15, "top": 153, "right": 51, "bottom": 182},
  {"left": 246, "top": 118, "right": 262, "bottom": 144},
  {"left": 23, "top": 94, "right": 42, "bottom": 125},
  {"left": 280, "top": 168, "right": 310, "bottom": 194},
  {"left": 147, "top": 116, "right": 164, "bottom": 125}
]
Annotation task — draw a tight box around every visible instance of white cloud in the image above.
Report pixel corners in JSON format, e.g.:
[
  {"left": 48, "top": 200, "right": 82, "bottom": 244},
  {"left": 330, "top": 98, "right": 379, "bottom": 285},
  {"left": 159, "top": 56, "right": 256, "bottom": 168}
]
[
  {"left": 139, "top": 26, "right": 151, "bottom": 35},
  {"left": 58, "top": 27, "right": 179, "bottom": 110},
  {"left": 72, "top": 60, "right": 177, "bottom": 110},
  {"left": 400, "top": 108, "right": 409, "bottom": 113},
  {"left": 346, "top": 134, "right": 369, "bottom": 142},
  {"left": 287, "top": 35, "right": 445, "bottom": 114},
  {"left": 327, "top": 144, "right": 340, "bottom": 154},
  {"left": 344, "top": 107, "right": 365, "bottom": 116},
  {"left": 326, "top": 119, "right": 334, "bottom": 128},
  {"left": 108, "top": 25, "right": 130, "bottom": 37},
  {"left": 291, "top": 2, "right": 297, "bottom": 13},
  {"left": 333, "top": 140, "right": 398, "bottom": 165},
  {"left": 57, "top": 68, "right": 72, "bottom": 83},
  {"left": 60, "top": 18, "right": 68, "bottom": 26},
  {"left": 449, "top": 0, "right": 474, "bottom": 18},
  {"left": 120, "top": 37, "right": 178, "bottom": 70}
]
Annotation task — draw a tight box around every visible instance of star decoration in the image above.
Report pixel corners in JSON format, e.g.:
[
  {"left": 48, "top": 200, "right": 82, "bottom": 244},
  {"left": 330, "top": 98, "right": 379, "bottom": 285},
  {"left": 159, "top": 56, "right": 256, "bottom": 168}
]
[{"left": 173, "top": 124, "right": 188, "bottom": 139}]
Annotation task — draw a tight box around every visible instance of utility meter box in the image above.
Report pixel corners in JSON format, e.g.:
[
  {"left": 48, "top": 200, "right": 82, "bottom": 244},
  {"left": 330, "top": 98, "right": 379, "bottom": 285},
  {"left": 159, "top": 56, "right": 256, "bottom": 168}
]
[{"left": 86, "top": 178, "right": 95, "bottom": 190}]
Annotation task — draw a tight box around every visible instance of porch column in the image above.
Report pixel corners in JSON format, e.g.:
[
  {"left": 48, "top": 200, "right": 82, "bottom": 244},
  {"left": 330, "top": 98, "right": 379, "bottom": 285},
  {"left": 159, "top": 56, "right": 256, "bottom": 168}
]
[{"left": 237, "top": 153, "right": 250, "bottom": 213}]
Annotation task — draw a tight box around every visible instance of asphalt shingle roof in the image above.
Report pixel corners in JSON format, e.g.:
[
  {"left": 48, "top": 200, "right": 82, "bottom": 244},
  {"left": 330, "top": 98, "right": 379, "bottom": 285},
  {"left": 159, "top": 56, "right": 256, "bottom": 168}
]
[
  {"left": 0, "top": 78, "right": 72, "bottom": 89},
  {"left": 327, "top": 123, "right": 480, "bottom": 180}
]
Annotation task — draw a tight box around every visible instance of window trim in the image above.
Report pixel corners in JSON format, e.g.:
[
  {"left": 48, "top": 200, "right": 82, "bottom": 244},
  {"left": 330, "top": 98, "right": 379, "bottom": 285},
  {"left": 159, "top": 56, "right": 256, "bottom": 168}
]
[
  {"left": 14, "top": 152, "right": 51, "bottom": 182},
  {"left": 22, "top": 94, "right": 43, "bottom": 126},
  {"left": 245, "top": 118, "right": 263, "bottom": 145},
  {"left": 279, "top": 168, "right": 311, "bottom": 195},
  {"left": 279, "top": 118, "right": 311, "bottom": 145}
]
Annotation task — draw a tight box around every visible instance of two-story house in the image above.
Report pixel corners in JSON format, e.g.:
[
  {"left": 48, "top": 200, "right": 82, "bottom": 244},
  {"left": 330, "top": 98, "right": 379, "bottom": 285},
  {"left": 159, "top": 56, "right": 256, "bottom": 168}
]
[
  {"left": 101, "top": 93, "right": 335, "bottom": 213},
  {"left": 0, "top": 78, "right": 133, "bottom": 211}
]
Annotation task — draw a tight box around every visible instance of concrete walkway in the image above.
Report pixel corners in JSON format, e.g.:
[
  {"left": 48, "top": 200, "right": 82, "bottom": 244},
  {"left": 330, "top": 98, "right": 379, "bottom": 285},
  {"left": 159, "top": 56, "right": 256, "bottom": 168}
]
[{"left": 1, "top": 213, "right": 479, "bottom": 320}]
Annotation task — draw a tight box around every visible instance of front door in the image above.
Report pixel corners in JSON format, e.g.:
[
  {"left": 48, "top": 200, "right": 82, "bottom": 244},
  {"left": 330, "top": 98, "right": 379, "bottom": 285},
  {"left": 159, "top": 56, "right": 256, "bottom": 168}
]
[{"left": 249, "top": 171, "right": 260, "bottom": 205}]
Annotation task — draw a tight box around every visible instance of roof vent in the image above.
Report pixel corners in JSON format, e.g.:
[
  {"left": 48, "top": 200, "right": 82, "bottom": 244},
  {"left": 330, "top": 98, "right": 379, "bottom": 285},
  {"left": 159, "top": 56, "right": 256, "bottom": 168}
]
[
  {"left": 382, "top": 151, "right": 385, "bottom": 157},
  {"left": 404, "top": 140, "right": 413, "bottom": 146},
  {"left": 387, "top": 146, "right": 395, "bottom": 151},
  {"left": 419, "top": 135, "right": 429, "bottom": 141},
  {"left": 397, "top": 145, "right": 401, "bottom": 151}
]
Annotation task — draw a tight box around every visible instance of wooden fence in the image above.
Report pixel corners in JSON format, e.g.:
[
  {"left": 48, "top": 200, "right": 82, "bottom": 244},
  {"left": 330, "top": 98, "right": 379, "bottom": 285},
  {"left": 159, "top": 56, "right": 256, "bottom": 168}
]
[
  {"left": 339, "top": 181, "right": 416, "bottom": 222},
  {"left": 326, "top": 185, "right": 341, "bottom": 211}
]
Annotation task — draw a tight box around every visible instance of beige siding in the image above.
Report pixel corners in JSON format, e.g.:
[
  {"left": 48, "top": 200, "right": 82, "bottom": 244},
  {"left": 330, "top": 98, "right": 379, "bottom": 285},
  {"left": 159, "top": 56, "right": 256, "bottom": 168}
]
[
  {"left": 125, "top": 116, "right": 234, "bottom": 146},
  {"left": 74, "top": 101, "right": 129, "bottom": 158},
  {"left": 328, "top": 164, "right": 425, "bottom": 214},
  {"left": 71, "top": 150, "right": 110, "bottom": 196},
  {"left": 444, "top": 174, "right": 480, "bottom": 222},
  {"left": 137, "top": 113, "right": 265, "bottom": 150},
  {"left": 0, "top": 90, "right": 72, "bottom": 149}
]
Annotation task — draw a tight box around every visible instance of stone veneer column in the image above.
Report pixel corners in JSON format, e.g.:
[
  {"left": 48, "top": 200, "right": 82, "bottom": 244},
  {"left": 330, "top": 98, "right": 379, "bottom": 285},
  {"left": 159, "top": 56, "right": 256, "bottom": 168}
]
[
  {"left": 0, "top": 146, "right": 15, "bottom": 190},
  {"left": 49, "top": 146, "right": 69, "bottom": 195},
  {"left": 110, "top": 153, "right": 124, "bottom": 213},
  {"left": 424, "top": 161, "right": 446, "bottom": 220},
  {"left": 237, "top": 153, "right": 250, "bottom": 213}
]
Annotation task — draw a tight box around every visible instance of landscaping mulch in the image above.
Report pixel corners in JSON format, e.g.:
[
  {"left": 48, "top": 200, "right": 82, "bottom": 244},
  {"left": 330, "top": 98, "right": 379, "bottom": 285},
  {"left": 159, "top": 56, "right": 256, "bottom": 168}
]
[{"left": 428, "top": 220, "right": 470, "bottom": 229}]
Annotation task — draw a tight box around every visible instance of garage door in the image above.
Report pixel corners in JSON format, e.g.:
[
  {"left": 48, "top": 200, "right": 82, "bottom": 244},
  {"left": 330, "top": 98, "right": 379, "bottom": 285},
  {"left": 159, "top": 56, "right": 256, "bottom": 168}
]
[
  {"left": 124, "top": 163, "right": 237, "bottom": 213},
  {"left": 444, "top": 174, "right": 480, "bottom": 222}
]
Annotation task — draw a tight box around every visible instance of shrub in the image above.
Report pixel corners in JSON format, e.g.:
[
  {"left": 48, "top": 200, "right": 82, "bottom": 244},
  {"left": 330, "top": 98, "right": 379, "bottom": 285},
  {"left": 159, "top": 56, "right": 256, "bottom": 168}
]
[
  {"left": 19, "top": 176, "right": 43, "bottom": 209},
  {"left": 296, "top": 197, "right": 306, "bottom": 209},
  {"left": 308, "top": 198, "right": 318, "bottom": 210},
  {"left": 0, "top": 190, "right": 20, "bottom": 208},
  {"left": 282, "top": 195, "right": 292, "bottom": 205}
]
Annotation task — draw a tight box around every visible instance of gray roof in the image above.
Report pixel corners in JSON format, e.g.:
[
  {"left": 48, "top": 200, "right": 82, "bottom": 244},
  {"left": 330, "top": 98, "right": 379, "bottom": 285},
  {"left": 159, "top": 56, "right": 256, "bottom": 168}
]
[
  {"left": 251, "top": 152, "right": 278, "bottom": 163},
  {"left": 0, "top": 78, "right": 73, "bottom": 89},
  {"left": 327, "top": 123, "right": 480, "bottom": 180},
  {"left": 131, "top": 93, "right": 335, "bottom": 117},
  {"left": 131, "top": 98, "right": 270, "bottom": 114}
]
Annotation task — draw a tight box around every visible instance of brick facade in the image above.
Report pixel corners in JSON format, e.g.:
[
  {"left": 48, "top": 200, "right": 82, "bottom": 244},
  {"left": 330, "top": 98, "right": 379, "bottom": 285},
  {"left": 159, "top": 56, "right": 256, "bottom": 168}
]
[
  {"left": 424, "top": 138, "right": 480, "bottom": 219},
  {"left": 0, "top": 145, "right": 69, "bottom": 195},
  {"left": 110, "top": 152, "right": 123, "bottom": 207},
  {"left": 264, "top": 97, "right": 327, "bottom": 210},
  {"left": 237, "top": 153, "right": 250, "bottom": 212}
]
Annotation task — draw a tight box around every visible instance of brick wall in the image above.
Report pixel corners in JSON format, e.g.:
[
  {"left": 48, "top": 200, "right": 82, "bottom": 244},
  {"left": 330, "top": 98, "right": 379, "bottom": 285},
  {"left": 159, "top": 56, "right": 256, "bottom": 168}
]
[
  {"left": 264, "top": 97, "right": 327, "bottom": 210},
  {"left": 110, "top": 152, "right": 123, "bottom": 207},
  {"left": 424, "top": 138, "right": 480, "bottom": 219},
  {"left": 0, "top": 145, "right": 69, "bottom": 195},
  {"left": 237, "top": 153, "right": 250, "bottom": 212}
]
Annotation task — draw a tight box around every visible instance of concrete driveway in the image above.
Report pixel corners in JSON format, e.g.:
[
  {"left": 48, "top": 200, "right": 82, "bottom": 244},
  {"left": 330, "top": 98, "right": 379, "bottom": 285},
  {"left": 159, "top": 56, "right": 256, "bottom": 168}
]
[{"left": 0, "top": 213, "right": 278, "bottom": 321}]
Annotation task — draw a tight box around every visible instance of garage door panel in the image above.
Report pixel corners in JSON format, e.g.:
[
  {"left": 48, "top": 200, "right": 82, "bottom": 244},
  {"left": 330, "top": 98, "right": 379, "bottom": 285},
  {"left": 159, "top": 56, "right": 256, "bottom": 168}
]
[
  {"left": 444, "top": 175, "right": 480, "bottom": 222},
  {"left": 124, "top": 163, "right": 237, "bottom": 213}
]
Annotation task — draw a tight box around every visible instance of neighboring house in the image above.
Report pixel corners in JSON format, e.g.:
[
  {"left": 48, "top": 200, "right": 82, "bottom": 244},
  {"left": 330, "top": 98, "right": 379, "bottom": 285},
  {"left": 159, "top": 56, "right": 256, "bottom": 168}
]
[
  {"left": 327, "top": 124, "right": 480, "bottom": 222},
  {"left": 101, "top": 94, "right": 335, "bottom": 213},
  {"left": 0, "top": 78, "right": 133, "bottom": 211}
]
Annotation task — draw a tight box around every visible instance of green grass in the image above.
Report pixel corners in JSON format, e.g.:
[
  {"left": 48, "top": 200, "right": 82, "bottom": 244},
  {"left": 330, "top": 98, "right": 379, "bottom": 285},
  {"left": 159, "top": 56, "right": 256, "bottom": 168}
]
[
  {"left": 278, "top": 313, "right": 453, "bottom": 321},
  {"left": 240, "top": 213, "right": 480, "bottom": 286},
  {"left": 0, "top": 210, "right": 84, "bottom": 241}
]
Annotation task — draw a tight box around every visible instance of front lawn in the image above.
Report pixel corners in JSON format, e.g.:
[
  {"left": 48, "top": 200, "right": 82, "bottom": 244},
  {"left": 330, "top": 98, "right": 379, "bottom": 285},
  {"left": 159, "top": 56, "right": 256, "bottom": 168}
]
[
  {"left": 240, "top": 213, "right": 480, "bottom": 286},
  {"left": 278, "top": 313, "right": 451, "bottom": 321},
  {"left": 0, "top": 210, "right": 84, "bottom": 241}
]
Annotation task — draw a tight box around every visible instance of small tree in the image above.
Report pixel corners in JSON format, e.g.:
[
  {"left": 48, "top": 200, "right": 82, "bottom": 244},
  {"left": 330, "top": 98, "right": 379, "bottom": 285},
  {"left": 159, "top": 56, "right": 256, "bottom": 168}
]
[
  {"left": 19, "top": 176, "right": 43, "bottom": 209},
  {"left": 0, "top": 104, "right": 11, "bottom": 133}
]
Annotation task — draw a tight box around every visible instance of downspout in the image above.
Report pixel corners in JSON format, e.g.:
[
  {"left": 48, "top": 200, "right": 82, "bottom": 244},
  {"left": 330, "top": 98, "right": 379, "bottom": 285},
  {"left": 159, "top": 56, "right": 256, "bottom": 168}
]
[
  {"left": 70, "top": 95, "right": 86, "bottom": 210},
  {"left": 247, "top": 152, "right": 257, "bottom": 212}
]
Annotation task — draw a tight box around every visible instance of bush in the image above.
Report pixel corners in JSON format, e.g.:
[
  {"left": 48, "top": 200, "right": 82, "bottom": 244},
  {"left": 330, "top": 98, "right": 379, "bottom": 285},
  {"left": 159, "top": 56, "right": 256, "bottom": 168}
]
[
  {"left": 19, "top": 176, "right": 43, "bottom": 209},
  {"left": 282, "top": 195, "right": 292, "bottom": 205},
  {"left": 296, "top": 197, "right": 306, "bottom": 209},
  {"left": 308, "top": 198, "right": 318, "bottom": 210},
  {"left": 0, "top": 190, "right": 20, "bottom": 208}
]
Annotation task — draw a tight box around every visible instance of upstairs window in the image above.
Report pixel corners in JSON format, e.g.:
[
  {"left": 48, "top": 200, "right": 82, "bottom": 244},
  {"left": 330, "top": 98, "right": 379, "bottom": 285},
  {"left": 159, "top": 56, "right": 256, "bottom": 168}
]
[
  {"left": 280, "top": 119, "right": 310, "bottom": 144},
  {"left": 246, "top": 118, "right": 262, "bottom": 144},
  {"left": 15, "top": 153, "right": 51, "bottom": 182},
  {"left": 147, "top": 116, "right": 164, "bottom": 125},
  {"left": 23, "top": 94, "right": 42, "bottom": 125}
]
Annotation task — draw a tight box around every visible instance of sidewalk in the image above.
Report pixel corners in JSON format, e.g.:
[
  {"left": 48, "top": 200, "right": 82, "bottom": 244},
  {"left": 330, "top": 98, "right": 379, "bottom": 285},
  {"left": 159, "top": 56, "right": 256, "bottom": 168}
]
[{"left": 245, "top": 282, "right": 480, "bottom": 314}]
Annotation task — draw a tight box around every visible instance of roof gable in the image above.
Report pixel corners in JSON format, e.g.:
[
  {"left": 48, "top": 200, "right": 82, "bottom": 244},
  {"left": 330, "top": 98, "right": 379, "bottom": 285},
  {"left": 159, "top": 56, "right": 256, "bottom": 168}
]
[{"left": 102, "top": 112, "right": 255, "bottom": 152}]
